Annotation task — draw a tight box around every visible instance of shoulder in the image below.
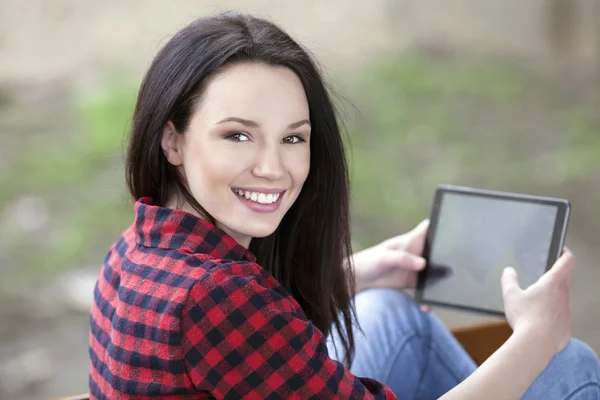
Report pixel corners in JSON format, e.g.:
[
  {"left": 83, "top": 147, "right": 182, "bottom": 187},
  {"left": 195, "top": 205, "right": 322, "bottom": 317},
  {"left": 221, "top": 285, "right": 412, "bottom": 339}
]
[
  {"left": 188, "top": 259, "right": 288, "bottom": 302},
  {"left": 104, "top": 231, "right": 275, "bottom": 304},
  {"left": 117, "top": 234, "right": 244, "bottom": 287},
  {"left": 181, "top": 259, "right": 303, "bottom": 322},
  {"left": 157, "top": 253, "right": 275, "bottom": 294}
]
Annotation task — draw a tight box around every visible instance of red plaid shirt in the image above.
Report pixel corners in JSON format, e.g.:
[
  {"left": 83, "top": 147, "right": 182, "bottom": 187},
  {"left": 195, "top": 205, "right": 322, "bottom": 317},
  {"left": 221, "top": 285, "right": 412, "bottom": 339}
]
[{"left": 89, "top": 198, "right": 395, "bottom": 399}]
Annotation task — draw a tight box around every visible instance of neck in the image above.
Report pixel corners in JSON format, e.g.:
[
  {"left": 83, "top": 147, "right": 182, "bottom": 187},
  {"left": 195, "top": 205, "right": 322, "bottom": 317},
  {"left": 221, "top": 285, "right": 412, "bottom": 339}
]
[
  {"left": 165, "top": 194, "right": 197, "bottom": 216},
  {"left": 217, "top": 224, "right": 252, "bottom": 248},
  {"left": 166, "top": 195, "right": 252, "bottom": 249}
]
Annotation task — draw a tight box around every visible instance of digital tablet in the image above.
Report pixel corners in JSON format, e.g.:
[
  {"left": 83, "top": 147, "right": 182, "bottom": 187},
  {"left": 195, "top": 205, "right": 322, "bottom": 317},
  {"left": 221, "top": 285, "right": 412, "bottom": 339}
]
[{"left": 415, "top": 184, "right": 570, "bottom": 317}]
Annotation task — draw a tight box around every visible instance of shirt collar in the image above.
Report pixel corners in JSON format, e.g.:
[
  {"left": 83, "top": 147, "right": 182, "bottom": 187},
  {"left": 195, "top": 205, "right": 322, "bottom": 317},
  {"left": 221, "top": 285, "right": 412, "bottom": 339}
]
[{"left": 133, "top": 197, "right": 256, "bottom": 262}]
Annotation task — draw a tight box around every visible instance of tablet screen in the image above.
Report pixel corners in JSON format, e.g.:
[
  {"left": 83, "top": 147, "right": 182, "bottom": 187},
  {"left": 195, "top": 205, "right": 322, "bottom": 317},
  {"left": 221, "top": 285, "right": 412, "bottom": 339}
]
[{"left": 422, "top": 192, "right": 560, "bottom": 314}]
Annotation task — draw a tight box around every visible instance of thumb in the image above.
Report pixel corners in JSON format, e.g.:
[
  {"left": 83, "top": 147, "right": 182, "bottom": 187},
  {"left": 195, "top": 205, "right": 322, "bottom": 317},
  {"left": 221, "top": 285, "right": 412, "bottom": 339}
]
[
  {"left": 501, "top": 267, "right": 522, "bottom": 298},
  {"left": 410, "top": 219, "right": 430, "bottom": 238},
  {"left": 404, "top": 219, "right": 430, "bottom": 253}
]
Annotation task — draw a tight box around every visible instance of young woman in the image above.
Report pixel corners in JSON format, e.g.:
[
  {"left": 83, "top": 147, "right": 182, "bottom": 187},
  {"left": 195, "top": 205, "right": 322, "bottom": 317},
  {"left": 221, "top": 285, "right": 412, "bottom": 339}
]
[{"left": 89, "top": 12, "right": 600, "bottom": 399}]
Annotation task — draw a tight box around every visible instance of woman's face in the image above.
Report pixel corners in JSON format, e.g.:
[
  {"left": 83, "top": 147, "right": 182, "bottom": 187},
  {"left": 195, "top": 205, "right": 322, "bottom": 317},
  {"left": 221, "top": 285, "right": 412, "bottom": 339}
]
[{"left": 161, "top": 62, "right": 311, "bottom": 247}]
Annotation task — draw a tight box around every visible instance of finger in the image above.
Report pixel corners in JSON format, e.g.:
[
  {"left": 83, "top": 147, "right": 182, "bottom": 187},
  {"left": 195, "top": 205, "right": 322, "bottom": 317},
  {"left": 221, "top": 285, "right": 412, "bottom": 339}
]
[
  {"left": 501, "top": 266, "right": 522, "bottom": 298},
  {"left": 546, "top": 250, "right": 576, "bottom": 285},
  {"left": 420, "top": 305, "right": 432, "bottom": 313},
  {"left": 562, "top": 251, "right": 575, "bottom": 288},
  {"left": 404, "top": 219, "right": 430, "bottom": 254},
  {"left": 546, "top": 249, "right": 575, "bottom": 277},
  {"left": 386, "top": 219, "right": 430, "bottom": 251},
  {"left": 381, "top": 250, "right": 426, "bottom": 271},
  {"left": 411, "top": 219, "right": 430, "bottom": 236},
  {"left": 371, "top": 270, "right": 418, "bottom": 289},
  {"left": 403, "top": 272, "right": 418, "bottom": 289}
]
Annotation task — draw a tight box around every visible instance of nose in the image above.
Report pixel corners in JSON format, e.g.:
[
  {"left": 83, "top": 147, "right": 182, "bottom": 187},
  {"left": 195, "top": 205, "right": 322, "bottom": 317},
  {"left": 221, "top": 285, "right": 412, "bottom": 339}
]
[{"left": 252, "top": 145, "right": 285, "bottom": 181}]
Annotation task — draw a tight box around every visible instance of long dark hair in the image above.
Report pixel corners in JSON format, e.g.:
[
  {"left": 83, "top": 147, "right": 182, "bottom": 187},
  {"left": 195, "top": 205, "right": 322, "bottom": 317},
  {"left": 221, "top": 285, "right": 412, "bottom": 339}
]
[{"left": 126, "top": 11, "right": 356, "bottom": 366}]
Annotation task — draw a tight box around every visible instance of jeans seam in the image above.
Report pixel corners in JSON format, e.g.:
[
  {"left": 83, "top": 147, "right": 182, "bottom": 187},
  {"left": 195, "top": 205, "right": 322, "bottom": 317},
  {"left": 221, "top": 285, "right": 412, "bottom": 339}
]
[
  {"left": 429, "top": 341, "right": 471, "bottom": 383},
  {"left": 379, "top": 293, "right": 426, "bottom": 384},
  {"left": 380, "top": 330, "right": 423, "bottom": 386},
  {"left": 382, "top": 304, "right": 442, "bottom": 399},
  {"left": 414, "top": 310, "right": 433, "bottom": 398},
  {"left": 564, "top": 382, "right": 600, "bottom": 400}
]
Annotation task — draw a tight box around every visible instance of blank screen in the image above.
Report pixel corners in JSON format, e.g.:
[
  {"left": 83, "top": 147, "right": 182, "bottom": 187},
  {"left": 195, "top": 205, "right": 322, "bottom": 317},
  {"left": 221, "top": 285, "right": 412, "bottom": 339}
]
[{"left": 423, "top": 193, "right": 558, "bottom": 312}]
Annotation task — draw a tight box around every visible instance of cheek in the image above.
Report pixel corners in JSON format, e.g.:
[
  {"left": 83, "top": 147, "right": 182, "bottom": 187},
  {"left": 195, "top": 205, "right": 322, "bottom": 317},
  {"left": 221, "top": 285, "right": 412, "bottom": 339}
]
[
  {"left": 181, "top": 140, "right": 235, "bottom": 193},
  {"left": 286, "top": 146, "right": 311, "bottom": 186}
]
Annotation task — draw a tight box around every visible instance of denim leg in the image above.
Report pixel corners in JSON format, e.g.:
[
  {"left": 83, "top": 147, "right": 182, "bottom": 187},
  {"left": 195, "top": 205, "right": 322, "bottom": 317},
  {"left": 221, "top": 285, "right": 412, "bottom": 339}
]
[
  {"left": 522, "top": 339, "right": 600, "bottom": 400},
  {"left": 326, "top": 288, "right": 477, "bottom": 399}
]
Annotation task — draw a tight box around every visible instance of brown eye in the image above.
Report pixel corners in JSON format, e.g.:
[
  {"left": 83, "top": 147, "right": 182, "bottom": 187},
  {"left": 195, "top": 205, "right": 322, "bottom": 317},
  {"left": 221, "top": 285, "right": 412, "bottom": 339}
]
[
  {"left": 282, "top": 135, "right": 306, "bottom": 144},
  {"left": 225, "top": 132, "right": 250, "bottom": 142}
]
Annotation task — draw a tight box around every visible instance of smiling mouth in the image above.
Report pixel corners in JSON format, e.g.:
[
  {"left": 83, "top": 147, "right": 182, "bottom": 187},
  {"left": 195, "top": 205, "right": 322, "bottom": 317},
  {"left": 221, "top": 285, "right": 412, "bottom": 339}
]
[{"left": 232, "top": 189, "right": 285, "bottom": 204}]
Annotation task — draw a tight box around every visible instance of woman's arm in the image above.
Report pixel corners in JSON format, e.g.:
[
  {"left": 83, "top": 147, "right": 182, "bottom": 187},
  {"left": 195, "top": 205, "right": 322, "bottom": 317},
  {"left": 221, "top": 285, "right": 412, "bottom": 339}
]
[
  {"left": 441, "top": 326, "right": 554, "bottom": 399},
  {"left": 181, "top": 260, "right": 396, "bottom": 399},
  {"left": 441, "top": 251, "right": 576, "bottom": 399}
]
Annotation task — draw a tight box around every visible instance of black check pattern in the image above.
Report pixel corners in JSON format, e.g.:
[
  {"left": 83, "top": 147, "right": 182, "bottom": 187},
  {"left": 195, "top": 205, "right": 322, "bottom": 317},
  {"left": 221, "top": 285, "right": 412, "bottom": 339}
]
[{"left": 89, "top": 197, "right": 395, "bottom": 398}]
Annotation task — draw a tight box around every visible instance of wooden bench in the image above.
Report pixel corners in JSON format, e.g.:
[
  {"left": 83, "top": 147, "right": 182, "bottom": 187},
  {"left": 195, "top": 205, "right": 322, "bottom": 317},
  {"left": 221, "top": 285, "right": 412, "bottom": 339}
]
[{"left": 450, "top": 319, "right": 512, "bottom": 365}]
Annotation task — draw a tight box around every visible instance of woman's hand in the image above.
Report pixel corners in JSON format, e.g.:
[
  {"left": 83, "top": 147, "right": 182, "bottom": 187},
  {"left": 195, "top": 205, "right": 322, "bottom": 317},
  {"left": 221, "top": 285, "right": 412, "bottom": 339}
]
[
  {"left": 501, "top": 249, "right": 576, "bottom": 354},
  {"left": 441, "top": 250, "right": 577, "bottom": 400},
  {"left": 352, "top": 219, "right": 429, "bottom": 293}
]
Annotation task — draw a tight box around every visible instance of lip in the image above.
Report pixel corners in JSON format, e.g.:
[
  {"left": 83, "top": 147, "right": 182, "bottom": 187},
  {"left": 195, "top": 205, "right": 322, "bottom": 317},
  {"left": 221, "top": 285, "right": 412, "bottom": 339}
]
[
  {"left": 232, "top": 188, "right": 286, "bottom": 213},
  {"left": 231, "top": 187, "right": 287, "bottom": 194}
]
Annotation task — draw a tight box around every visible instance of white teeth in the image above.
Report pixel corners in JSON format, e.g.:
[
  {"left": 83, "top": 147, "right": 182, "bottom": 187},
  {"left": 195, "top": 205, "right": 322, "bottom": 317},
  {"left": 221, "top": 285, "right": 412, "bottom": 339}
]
[{"left": 234, "top": 189, "right": 282, "bottom": 204}]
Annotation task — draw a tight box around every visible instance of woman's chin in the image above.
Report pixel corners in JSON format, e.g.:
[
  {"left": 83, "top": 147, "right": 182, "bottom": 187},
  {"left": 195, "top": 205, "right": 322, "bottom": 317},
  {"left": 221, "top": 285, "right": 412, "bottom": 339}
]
[
  {"left": 217, "top": 215, "right": 281, "bottom": 246},
  {"left": 236, "top": 217, "right": 281, "bottom": 239},
  {"left": 243, "top": 225, "right": 278, "bottom": 239}
]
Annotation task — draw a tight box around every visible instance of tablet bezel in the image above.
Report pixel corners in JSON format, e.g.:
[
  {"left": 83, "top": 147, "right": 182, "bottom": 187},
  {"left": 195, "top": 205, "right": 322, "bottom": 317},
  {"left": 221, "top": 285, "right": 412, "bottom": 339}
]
[{"left": 415, "top": 184, "right": 570, "bottom": 317}]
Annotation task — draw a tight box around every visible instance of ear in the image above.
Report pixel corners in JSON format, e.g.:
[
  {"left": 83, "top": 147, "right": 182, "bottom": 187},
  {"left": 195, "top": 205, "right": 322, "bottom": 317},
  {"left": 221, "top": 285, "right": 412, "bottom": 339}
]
[{"left": 161, "top": 121, "right": 184, "bottom": 166}]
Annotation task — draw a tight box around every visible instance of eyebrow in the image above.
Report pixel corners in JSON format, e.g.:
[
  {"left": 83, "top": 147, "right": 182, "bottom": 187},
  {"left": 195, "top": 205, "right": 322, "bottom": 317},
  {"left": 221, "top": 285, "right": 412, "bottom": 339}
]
[{"left": 216, "top": 117, "right": 311, "bottom": 130}]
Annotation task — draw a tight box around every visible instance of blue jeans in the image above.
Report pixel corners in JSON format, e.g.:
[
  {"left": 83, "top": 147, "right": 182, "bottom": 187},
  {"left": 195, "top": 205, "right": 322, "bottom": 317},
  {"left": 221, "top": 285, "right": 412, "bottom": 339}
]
[{"left": 327, "top": 288, "right": 600, "bottom": 399}]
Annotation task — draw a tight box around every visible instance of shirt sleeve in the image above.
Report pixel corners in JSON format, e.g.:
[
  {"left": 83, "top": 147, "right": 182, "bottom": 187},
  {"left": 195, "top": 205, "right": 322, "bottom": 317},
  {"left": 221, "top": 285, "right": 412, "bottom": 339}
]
[{"left": 180, "top": 261, "right": 396, "bottom": 399}]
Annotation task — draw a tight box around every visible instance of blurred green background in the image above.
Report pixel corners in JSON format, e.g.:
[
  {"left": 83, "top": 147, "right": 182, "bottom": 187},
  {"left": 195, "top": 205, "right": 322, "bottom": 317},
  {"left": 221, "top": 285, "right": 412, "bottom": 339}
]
[{"left": 0, "top": 1, "right": 599, "bottom": 398}]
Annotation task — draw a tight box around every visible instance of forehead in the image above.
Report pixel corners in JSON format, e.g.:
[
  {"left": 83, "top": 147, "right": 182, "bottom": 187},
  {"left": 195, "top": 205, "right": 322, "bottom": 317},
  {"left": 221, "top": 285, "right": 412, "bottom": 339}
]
[{"left": 195, "top": 62, "right": 310, "bottom": 122}]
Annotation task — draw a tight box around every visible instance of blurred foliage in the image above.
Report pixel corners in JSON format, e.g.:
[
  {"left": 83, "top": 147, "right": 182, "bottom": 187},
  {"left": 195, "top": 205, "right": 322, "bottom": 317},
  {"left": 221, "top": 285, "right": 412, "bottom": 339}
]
[
  {"left": 0, "top": 74, "right": 135, "bottom": 201},
  {"left": 340, "top": 54, "right": 599, "bottom": 247},
  {"left": 0, "top": 73, "right": 138, "bottom": 294},
  {"left": 1, "top": 54, "right": 599, "bottom": 291}
]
